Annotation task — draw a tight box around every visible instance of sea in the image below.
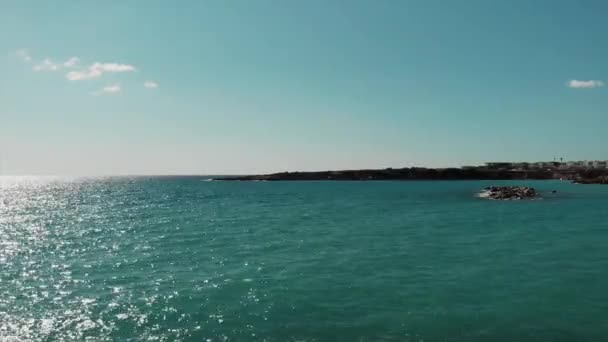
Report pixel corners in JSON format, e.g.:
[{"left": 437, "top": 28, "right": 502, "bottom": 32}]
[{"left": 1, "top": 176, "right": 607, "bottom": 341}]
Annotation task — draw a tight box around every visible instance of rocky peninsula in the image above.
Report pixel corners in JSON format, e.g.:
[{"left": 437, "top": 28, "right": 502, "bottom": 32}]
[
  {"left": 214, "top": 162, "right": 608, "bottom": 183},
  {"left": 215, "top": 167, "right": 555, "bottom": 181}
]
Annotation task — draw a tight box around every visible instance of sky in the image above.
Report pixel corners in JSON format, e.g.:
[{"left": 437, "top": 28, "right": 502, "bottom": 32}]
[{"left": 1, "top": 0, "right": 608, "bottom": 175}]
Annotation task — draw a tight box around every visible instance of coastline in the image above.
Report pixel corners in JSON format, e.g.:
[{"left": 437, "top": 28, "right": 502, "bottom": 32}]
[{"left": 213, "top": 166, "right": 608, "bottom": 183}]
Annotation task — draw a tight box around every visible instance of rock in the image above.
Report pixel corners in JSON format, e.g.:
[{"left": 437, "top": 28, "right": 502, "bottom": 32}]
[
  {"left": 478, "top": 186, "right": 538, "bottom": 200},
  {"left": 574, "top": 176, "right": 608, "bottom": 184}
]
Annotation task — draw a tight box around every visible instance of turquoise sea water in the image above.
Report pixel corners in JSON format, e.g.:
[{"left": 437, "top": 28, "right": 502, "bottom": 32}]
[{"left": 1, "top": 177, "right": 608, "bottom": 341}]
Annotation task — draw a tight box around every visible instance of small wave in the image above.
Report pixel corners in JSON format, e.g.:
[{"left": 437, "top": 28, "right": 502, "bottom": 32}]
[{"left": 476, "top": 190, "right": 491, "bottom": 198}]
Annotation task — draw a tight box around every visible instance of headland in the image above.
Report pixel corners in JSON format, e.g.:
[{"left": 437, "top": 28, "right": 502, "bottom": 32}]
[{"left": 215, "top": 160, "right": 608, "bottom": 183}]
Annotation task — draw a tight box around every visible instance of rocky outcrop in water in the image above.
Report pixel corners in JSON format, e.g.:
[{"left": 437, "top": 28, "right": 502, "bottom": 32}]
[
  {"left": 573, "top": 176, "right": 608, "bottom": 184},
  {"left": 478, "top": 186, "right": 538, "bottom": 200}
]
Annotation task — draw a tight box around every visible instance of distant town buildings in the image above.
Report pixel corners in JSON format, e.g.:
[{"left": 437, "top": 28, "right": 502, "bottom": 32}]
[{"left": 482, "top": 160, "right": 608, "bottom": 170}]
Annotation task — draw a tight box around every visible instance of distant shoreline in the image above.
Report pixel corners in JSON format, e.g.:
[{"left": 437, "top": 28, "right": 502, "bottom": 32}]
[{"left": 214, "top": 165, "right": 608, "bottom": 183}]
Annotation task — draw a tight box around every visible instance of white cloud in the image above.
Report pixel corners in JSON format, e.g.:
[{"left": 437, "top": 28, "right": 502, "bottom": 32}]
[
  {"left": 66, "top": 62, "right": 136, "bottom": 81},
  {"left": 16, "top": 49, "right": 32, "bottom": 62},
  {"left": 568, "top": 80, "right": 605, "bottom": 89},
  {"left": 100, "top": 84, "right": 121, "bottom": 94},
  {"left": 16, "top": 51, "right": 80, "bottom": 72},
  {"left": 91, "top": 83, "right": 121, "bottom": 96},
  {"left": 66, "top": 69, "right": 102, "bottom": 81},
  {"left": 33, "top": 59, "right": 59, "bottom": 71},
  {"left": 14, "top": 50, "right": 146, "bottom": 95},
  {"left": 63, "top": 57, "right": 80, "bottom": 67},
  {"left": 92, "top": 63, "right": 136, "bottom": 72},
  {"left": 144, "top": 81, "right": 158, "bottom": 88}
]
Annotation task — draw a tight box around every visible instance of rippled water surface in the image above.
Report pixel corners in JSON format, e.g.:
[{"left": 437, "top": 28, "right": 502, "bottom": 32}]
[{"left": 1, "top": 177, "right": 608, "bottom": 341}]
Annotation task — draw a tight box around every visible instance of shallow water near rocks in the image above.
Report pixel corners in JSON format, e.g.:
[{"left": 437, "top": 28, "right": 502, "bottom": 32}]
[{"left": 1, "top": 177, "right": 607, "bottom": 341}]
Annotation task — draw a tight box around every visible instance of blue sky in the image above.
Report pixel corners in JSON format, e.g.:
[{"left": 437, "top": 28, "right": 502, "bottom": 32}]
[{"left": 1, "top": 0, "right": 607, "bottom": 175}]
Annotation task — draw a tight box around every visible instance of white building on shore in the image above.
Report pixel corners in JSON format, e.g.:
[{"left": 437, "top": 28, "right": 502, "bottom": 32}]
[
  {"left": 481, "top": 160, "right": 608, "bottom": 170},
  {"left": 558, "top": 160, "right": 608, "bottom": 169}
]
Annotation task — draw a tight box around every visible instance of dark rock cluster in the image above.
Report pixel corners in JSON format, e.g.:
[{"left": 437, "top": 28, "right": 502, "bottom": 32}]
[
  {"left": 573, "top": 176, "right": 608, "bottom": 184},
  {"left": 480, "top": 186, "right": 538, "bottom": 200}
]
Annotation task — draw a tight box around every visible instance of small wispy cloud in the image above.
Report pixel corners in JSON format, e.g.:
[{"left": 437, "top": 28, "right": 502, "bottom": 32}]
[
  {"left": 66, "top": 69, "right": 101, "bottom": 81},
  {"left": 568, "top": 80, "right": 605, "bottom": 89},
  {"left": 93, "top": 63, "right": 136, "bottom": 72},
  {"left": 22, "top": 51, "right": 80, "bottom": 72},
  {"left": 102, "top": 83, "right": 121, "bottom": 93},
  {"left": 92, "top": 83, "right": 121, "bottom": 96},
  {"left": 144, "top": 81, "right": 158, "bottom": 89},
  {"left": 63, "top": 57, "right": 80, "bottom": 68},
  {"left": 15, "top": 50, "right": 151, "bottom": 96},
  {"left": 66, "top": 62, "right": 136, "bottom": 81},
  {"left": 16, "top": 49, "right": 32, "bottom": 63},
  {"left": 33, "top": 58, "right": 60, "bottom": 72}
]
